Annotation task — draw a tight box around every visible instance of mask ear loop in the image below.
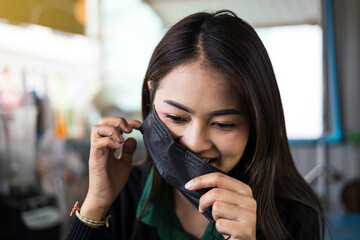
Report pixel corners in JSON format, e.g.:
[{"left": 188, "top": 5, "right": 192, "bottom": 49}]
[{"left": 211, "top": 222, "right": 231, "bottom": 240}]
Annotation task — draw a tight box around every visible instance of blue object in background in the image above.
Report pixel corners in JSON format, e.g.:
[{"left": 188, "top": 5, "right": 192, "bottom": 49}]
[
  {"left": 289, "top": 0, "right": 343, "bottom": 145},
  {"left": 325, "top": 214, "right": 360, "bottom": 240}
]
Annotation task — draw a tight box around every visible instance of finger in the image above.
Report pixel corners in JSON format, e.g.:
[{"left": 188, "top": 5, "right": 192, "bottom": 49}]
[
  {"left": 119, "top": 120, "right": 142, "bottom": 133},
  {"left": 91, "top": 124, "right": 124, "bottom": 144},
  {"left": 118, "top": 138, "right": 137, "bottom": 166},
  {"left": 216, "top": 218, "right": 255, "bottom": 240},
  {"left": 91, "top": 136, "right": 121, "bottom": 151},
  {"left": 185, "top": 172, "right": 253, "bottom": 196},
  {"left": 211, "top": 201, "right": 241, "bottom": 222},
  {"left": 98, "top": 117, "right": 141, "bottom": 133},
  {"left": 199, "top": 188, "right": 256, "bottom": 213},
  {"left": 126, "top": 120, "right": 142, "bottom": 131}
]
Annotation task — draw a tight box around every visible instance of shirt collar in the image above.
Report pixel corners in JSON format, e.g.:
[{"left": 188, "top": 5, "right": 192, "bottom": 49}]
[{"left": 136, "top": 167, "right": 224, "bottom": 240}]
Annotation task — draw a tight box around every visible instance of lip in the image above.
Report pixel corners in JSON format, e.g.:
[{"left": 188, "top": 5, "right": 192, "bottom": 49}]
[{"left": 199, "top": 156, "right": 218, "bottom": 165}]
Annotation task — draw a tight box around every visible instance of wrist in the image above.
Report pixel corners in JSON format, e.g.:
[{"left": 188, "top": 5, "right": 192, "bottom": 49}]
[
  {"left": 75, "top": 209, "right": 111, "bottom": 228},
  {"left": 80, "top": 198, "right": 110, "bottom": 221}
]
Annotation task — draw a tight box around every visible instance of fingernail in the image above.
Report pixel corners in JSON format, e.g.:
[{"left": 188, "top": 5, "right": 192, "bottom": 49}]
[
  {"left": 115, "top": 142, "right": 121, "bottom": 147},
  {"left": 198, "top": 206, "right": 203, "bottom": 213},
  {"left": 185, "top": 180, "right": 194, "bottom": 189}
]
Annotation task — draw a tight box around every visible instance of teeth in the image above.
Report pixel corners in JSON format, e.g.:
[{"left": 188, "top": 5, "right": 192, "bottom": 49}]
[
  {"left": 201, "top": 158, "right": 212, "bottom": 163},
  {"left": 200, "top": 158, "right": 209, "bottom": 162}
]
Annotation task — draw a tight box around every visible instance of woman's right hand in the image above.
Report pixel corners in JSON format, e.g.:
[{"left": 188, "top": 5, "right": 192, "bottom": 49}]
[{"left": 80, "top": 117, "right": 141, "bottom": 220}]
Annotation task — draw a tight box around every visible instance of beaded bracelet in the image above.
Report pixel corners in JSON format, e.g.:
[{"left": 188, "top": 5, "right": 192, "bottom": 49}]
[{"left": 70, "top": 201, "right": 111, "bottom": 228}]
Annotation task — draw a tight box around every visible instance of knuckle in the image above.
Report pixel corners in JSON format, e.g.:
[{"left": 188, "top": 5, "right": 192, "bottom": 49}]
[
  {"left": 108, "top": 129, "right": 114, "bottom": 137},
  {"left": 209, "top": 189, "right": 218, "bottom": 200},
  {"left": 105, "top": 136, "right": 113, "bottom": 143},
  {"left": 97, "top": 117, "right": 107, "bottom": 124},
  {"left": 239, "top": 222, "right": 253, "bottom": 237},
  {"left": 104, "top": 137, "right": 114, "bottom": 148},
  {"left": 91, "top": 124, "right": 99, "bottom": 132},
  {"left": 211, "top": 188, "right": 221, "bottom": 197},
  {"left": 246, "top": 185, "right": 253, "bottom": 196},
  {"left": 91, "top": 138, "right": 100, "bottom": 148},
  {"left": 213, "top": 172, "right": 224, "bottom": 182},
  {"left": 215, "top": 218, "right": 225, "bottom": 230},
  {"left": 212, "top": 201, "right": 221, "bottom": 214},
  {"left": 90, "top": 141, "right": 96, "bottom": 149},
  {"left": 250, "top": 198, "right": 257, "bottom": 211},
  {"left": 117, "top": 117, "right": 126, "bottom": 126},
  {"left": 212, "top": 206, "right": 219, "bottom": 220}
]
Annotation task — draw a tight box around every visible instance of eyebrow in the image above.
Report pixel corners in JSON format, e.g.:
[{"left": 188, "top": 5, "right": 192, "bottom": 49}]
[
  {"left": 209, "top": 109, "right": 242, "bottom": 116},
  {"left": 163, "top": 100, "right": 242, "bottom": 116},
  {"left": 164, "top": 100, "right": 194, "bottom": 113}
]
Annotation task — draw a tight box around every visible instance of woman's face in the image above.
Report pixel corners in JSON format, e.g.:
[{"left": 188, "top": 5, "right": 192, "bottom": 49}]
[{"left": 151, "top": 63, "right": 250, "bottom": 173}]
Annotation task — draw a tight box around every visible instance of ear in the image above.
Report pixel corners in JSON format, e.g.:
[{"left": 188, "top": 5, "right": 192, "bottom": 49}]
[{"left": 147, "top": 80, "right": 152, "bottom": 92}]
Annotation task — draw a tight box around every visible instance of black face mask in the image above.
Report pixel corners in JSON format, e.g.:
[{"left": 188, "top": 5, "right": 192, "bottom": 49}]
[{"left": 140, "top": 106, "right": 226, "bottom": 223}]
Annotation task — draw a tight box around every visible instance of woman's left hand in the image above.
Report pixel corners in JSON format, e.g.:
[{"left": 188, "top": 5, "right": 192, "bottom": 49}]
[{"left": 185, "top": 172, "right": 257, "bottom": 240}]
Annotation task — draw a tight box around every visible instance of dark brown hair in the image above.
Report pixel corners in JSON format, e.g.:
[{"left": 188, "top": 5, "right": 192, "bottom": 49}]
[{"left": 138, "top": 10, "right": 326, "bottom": 239}]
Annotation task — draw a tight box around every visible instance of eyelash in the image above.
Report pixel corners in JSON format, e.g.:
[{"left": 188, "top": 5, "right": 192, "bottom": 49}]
[
  {"left": 165, "top": 115, "right": 236, "bottom": 129},
  {"left": 212, "top": 122, "right": 236, "bottom": 129},
  {"left": 165, "top": 115, "right": 186, "bottom": 123}
]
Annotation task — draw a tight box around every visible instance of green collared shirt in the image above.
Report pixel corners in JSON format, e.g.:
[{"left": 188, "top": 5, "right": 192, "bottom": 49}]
[{"left": 136, "top": 168, "right": 224, "bottom": 240}]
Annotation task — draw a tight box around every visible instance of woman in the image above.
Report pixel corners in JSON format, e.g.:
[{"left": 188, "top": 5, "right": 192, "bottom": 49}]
[{"left": 66, "top": 10, "right": 326, "bottom": 240}]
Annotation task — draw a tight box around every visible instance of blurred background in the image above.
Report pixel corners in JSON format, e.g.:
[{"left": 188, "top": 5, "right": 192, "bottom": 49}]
[{"left": 0, "top": 0, "right": 359, "bottom": 239}]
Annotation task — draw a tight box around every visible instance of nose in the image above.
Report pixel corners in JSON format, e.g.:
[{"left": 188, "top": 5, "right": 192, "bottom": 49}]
[{"left": 178, "top": 121, "right": 212, "bottom": 154}]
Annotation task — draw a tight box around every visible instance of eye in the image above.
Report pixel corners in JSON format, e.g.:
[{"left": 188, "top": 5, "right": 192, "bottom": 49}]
[
  {"left": 212, "top": 122, "right": 236, "bottom": 129},
  {"left": 165, "top": 114, "right": 187, "bottom": 124}
]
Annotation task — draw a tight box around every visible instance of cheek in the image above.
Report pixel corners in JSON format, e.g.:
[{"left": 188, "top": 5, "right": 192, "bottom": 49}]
[
  {"left": 158, "top": 114, "right": 181, "bottom": 139},
  {"left": 215, "top": 131, "right": 249, "bottom": 159}
]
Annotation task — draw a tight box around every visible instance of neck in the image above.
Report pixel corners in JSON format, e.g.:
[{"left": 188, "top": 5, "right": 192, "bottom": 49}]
[
  {"left": 172, "top": 187, "right": 209, "bottom": 239},
  {"left": 172, "top": 187, "right": 195, "bottom": 212}
]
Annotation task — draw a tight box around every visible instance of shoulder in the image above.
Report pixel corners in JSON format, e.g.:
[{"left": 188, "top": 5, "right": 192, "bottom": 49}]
[{"left": 276, "top": 197, "right": 321, "bottom": 240}]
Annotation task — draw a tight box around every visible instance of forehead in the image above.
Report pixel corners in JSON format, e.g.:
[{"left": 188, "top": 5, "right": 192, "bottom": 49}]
[{"left": 155, "top": 63, "right": 243, "bottom": 111}]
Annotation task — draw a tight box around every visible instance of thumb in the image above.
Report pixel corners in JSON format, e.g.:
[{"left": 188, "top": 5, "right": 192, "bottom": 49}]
[{"left": 119, "top": 137, "right": 137, "bottom": 166}]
